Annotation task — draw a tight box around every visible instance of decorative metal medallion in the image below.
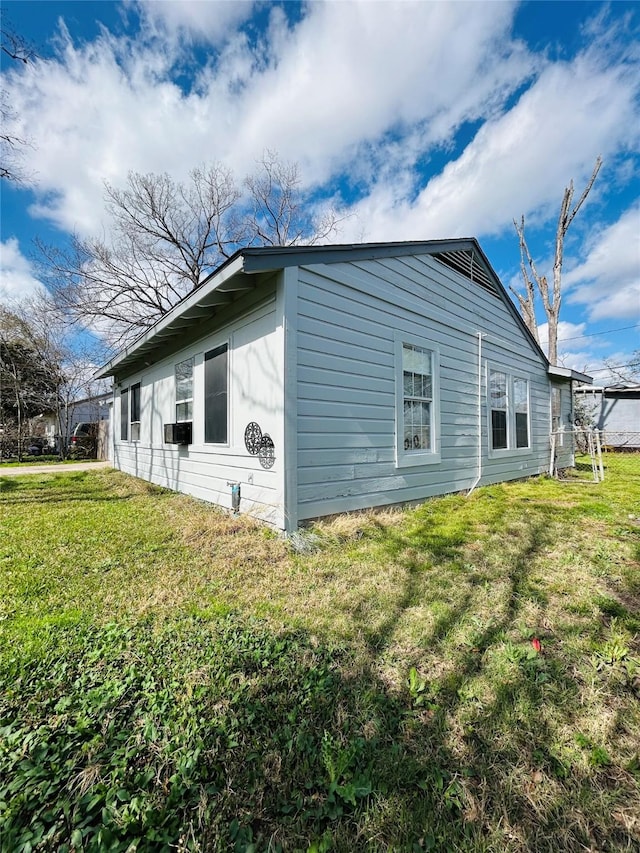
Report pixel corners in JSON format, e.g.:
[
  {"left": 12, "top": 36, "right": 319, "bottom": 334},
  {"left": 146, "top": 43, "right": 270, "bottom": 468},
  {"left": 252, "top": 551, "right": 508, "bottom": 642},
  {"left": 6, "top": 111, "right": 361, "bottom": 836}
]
[
  {"left": 244, "top": 422, "right": 263, "bottom": 455},
  {"left": 258, "top": 433, "right": 275, "bottom": 469}
]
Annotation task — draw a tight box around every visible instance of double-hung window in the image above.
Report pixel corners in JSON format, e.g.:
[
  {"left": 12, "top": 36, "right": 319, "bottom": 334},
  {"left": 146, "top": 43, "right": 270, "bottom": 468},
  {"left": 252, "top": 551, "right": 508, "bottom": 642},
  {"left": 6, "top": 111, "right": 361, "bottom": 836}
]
[
  {"left": 175, "top": 358, "right": 194, "bottom": 422},
  {"left": 514, "top": 378, "right": 529, "bottom": 449},
  {"left": 120, "top": 387, "right": 129, "bottom": 441},
  {"left": 395, "top": 335, "right": 440, "bottom": 466},
  {"left": 488, "top": 367, "right": 530, "bottom": 453},
  {"left": 204, "top": 343, "right": 228, "bottom": 444},
  {"left": 490, "top": 371, "right": 508, "bottom": 450},
  {"left": 130, "top": 383, "right": 141, "bottom": 441}
]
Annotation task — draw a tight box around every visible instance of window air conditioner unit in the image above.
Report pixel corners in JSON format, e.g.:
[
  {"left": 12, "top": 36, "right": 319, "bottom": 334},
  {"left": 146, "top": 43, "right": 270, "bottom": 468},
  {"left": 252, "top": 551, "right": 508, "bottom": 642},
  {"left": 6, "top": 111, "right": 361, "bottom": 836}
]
[{"left": 164, "top": 422, "right": 192, "bottom": 445}]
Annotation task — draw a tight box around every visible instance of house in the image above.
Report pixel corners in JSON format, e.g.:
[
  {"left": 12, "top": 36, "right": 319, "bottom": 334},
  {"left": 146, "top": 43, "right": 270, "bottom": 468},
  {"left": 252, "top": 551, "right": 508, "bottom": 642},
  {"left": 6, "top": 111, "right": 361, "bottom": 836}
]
[
  {"left": 574, "top": 384, "right": 640, "bottom": 449},
  {"left": 96, "top": 240, "right": 591, "bottom": 531},
  {"left": 38, "top": 392, "right": 112, "bottom": 453}
]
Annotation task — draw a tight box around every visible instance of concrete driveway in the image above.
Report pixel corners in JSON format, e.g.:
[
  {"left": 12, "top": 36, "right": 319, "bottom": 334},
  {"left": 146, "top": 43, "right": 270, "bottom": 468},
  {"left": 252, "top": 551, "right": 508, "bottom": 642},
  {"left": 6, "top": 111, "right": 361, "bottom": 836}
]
[{"left": 0, "top": 461, "right": 112, "bottom": 477}]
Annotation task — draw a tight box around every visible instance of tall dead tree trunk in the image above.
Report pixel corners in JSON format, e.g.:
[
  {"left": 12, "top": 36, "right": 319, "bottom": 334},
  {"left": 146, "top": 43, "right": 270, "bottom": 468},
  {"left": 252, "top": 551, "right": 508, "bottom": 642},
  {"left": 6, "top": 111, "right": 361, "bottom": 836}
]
[{"left": 511, "top": 156, "right": 602, "bottom": 365}]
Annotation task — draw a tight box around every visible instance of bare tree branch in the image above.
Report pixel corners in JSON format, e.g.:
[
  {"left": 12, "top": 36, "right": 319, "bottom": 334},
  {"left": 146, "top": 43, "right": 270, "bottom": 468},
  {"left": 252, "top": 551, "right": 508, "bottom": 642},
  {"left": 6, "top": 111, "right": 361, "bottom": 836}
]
[
  {"left": 1, "top": 22, "right": 36, "bottom": 182},
  {"left": 512, "top": 157, "right": 602, "bottom": 364},
  {"left": 38, "top": 153, "right": 344, "bottom": 347}
]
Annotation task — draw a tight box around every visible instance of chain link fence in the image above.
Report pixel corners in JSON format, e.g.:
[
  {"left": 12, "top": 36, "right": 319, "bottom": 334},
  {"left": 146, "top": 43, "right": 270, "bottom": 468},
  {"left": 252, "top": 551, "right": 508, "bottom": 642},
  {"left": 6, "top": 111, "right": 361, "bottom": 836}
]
[{"left": 555, "top": 428, "right": 640, "bottom": 482}]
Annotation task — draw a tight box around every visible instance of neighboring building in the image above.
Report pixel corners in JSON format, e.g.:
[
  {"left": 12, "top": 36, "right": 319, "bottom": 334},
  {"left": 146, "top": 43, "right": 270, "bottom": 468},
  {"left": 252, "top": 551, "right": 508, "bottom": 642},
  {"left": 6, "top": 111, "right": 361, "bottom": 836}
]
[
  {"left": 39, "top": 392, "right": 112, "bottom": 451},
  {"left": 574, "top": 384, "right": 640, "bottom": 449},
  {"left": 97, "top": 240, "right": 590, "bottom": 531}
]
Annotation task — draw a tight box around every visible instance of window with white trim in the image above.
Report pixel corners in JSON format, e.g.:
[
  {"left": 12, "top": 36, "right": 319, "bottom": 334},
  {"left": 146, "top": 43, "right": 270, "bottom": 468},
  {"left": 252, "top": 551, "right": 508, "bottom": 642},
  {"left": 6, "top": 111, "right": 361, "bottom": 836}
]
[
  {"left": 488, "top": 368, "right": 530, "bottom": 453},
  {"left": 120, "top": 387, "right": 128, "bottom": 441},
  {"left": 175, "top": 358, "right": 194, "bottom": 423},
  {"left": 490, "top": 370, "right": 508, "bottom": 450},
  {"left": 395, "top": 335, "right": 440, "bottom": 466},
  {"left": 551, "top": 386, "right": 563, "bottom": 445},
  {"left": 514, "top": 378, "right": 529, "bottom": 449},
  {"left": 204, "top": 343, "right": 228, "bottom": 444},
  {"left": 130, "top": 383, "right": 141, "bottom": 441}
]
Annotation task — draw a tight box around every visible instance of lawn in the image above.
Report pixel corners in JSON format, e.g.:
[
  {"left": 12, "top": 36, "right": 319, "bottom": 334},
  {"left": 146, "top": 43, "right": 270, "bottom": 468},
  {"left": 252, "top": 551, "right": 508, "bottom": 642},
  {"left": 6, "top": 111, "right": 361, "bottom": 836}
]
[{"left": 1, "top": 457, "right": 639, "bottom": 852}]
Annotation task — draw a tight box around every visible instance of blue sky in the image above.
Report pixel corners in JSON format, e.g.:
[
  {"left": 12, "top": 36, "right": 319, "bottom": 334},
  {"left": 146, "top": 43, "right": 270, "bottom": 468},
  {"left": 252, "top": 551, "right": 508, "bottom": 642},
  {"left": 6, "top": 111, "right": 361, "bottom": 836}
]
[{"left": 1, "top": 0, "right": 638, "bottom": 382}]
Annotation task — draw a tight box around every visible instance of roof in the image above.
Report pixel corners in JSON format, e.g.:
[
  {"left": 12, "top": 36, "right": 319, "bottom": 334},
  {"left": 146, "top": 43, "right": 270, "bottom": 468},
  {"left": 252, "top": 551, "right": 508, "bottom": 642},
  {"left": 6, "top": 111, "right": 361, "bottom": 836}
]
[
  {"left": 548, "top": 365, "right": 593, "bottom": 385},
  {"left": 575, "top": 383, "right": 640, "bottom": 395},
  {"left": 95, "top": 239, "right": 591, "bottom": 384}
]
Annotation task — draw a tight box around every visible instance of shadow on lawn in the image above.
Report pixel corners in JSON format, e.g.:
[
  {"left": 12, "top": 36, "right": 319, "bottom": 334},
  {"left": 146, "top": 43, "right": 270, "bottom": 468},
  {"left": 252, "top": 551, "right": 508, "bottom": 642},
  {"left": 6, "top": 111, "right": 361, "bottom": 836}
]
[{"left": 2, "top": 607, "right": 636, "bottom": 853}]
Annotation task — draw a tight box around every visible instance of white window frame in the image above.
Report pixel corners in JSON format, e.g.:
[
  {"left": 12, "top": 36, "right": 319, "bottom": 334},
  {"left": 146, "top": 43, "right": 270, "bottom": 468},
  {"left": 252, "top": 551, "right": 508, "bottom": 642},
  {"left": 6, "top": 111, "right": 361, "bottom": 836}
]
[
  {"left": 551, "top": 386, "right": 564, "bottom": 446},
  {"left": 175, "top": 357, "right": 194, "bottom": 423},
  {"left": 394, "top": 332, "right": 441, "bottom": 468},
  {"left": 130, "top": 382, "right": 141, "bottom": 442},
  {"left": 487, "top": 364, "right": 532, "bottom": 457}
]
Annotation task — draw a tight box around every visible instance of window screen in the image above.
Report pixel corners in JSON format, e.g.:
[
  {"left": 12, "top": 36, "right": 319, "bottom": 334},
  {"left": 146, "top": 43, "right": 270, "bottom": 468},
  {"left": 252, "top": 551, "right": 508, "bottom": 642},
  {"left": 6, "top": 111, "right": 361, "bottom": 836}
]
[
  {"left": 204, "top": 344, "right": 228, "bottom": 444},
  {"left": 130, "top": 383, "right": 141, "bottom": 441},
  {"left": 175, "top": 358, "right": 194, "bottom": 422},
  {"left": 120, "top": 387, "right": 128, "bottom": 441}
]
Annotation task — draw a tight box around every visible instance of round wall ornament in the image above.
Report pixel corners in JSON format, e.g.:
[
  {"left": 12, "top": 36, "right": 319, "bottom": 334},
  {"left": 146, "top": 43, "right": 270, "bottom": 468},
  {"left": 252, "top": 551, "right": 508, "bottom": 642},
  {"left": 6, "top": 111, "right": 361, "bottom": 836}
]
[{"left": 244, "top": 422, "right": 263, "bottom": 455}]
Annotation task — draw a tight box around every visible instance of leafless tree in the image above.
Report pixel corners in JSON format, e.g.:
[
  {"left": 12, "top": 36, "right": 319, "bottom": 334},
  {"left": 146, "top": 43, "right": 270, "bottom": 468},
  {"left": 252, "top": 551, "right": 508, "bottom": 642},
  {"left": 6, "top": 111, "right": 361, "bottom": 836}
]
[
  {"left": 603, "top": 350, "right": 640, "bottom": 384},
  {"left": 39, "top": 153, "right": 342, "bottom": 348},
  {"left": 511, "top": 156, "right": 602, "bottom": 365},
  {"left": 1, "top": 22, "right": 35, "bottom": 182},
  {"left": 1, "top": 298, "right": 107, "bottom": 458},
  {"left": 245, "top": 150, "right": 342, "bottom": 247}
]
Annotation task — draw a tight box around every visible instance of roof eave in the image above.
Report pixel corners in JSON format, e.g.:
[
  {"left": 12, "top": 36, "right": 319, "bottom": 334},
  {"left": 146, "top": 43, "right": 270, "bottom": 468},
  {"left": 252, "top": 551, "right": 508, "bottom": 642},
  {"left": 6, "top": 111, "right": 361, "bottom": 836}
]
[
  {"left": 95, "top": 253, "right": 246, "bottom": 379},
  {"left": 548, "top": 365, "right": 593, "bottom": 384}
]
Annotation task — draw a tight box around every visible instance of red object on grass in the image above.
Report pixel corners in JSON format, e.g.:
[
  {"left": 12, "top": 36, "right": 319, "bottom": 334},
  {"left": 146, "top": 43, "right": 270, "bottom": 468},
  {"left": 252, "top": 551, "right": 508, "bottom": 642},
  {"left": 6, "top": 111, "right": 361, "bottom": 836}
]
[{"left": 531, "top": 637, "right": 542, "bottom": 653}]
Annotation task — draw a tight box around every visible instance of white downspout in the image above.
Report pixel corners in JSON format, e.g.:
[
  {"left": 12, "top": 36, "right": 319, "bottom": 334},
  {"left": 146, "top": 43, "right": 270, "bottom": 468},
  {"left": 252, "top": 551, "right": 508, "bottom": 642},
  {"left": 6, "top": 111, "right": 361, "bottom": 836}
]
[{"left": 467, "top": 332, "right": 484, "bottom": 496}]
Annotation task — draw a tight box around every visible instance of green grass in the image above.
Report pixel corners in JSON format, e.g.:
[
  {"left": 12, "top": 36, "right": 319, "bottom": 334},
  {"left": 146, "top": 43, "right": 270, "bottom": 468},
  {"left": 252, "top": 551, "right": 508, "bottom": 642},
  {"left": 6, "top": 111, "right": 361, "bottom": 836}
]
[
  {"left": 0, "top": 457, "right": 97, "bottom": 467},
  {"left": 1, "top": 458, "right": 639, "bottom": 852}
]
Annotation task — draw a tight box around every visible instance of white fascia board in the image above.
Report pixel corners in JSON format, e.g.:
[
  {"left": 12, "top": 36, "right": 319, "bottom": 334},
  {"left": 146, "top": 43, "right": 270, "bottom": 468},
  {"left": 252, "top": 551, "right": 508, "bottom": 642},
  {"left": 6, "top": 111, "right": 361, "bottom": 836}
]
[
  {"left": 95, "top": 254, "right": 246, "bottom": 379},
  {"left": 548, "top": 365, "right": 593, "bottom": 384}
]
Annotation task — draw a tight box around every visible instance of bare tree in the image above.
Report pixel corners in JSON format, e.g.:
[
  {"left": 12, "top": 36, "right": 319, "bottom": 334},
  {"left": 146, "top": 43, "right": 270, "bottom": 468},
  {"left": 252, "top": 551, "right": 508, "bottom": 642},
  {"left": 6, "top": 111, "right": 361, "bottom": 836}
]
[
  {"left": 39, "top": 153, "right": 342, "bottom": 348},
  {"left": 1, "top": 22, "right": 35, "bottom": 182},
  {"left": 0, "top": 298, "right": 107, "bottom": 458},
  {"left": 511, "top": 156, "right": 602, "bottom": 365},
  {"left": 245, "top": 150, "right": 342, "bottom": 247},
  {"left": 603, "top": 350, "right": 640, "bottom": 384}
]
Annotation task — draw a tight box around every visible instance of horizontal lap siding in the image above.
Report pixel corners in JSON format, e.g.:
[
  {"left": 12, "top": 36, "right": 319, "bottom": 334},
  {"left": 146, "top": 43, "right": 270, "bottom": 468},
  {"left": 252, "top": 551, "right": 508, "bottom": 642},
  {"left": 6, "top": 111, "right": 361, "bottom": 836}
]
[
  {"left": 296, "top": 256, "right": 552, "bottom": 520},
  {"left": 113, "top": 286, "right": 285, "bottom": 527}
]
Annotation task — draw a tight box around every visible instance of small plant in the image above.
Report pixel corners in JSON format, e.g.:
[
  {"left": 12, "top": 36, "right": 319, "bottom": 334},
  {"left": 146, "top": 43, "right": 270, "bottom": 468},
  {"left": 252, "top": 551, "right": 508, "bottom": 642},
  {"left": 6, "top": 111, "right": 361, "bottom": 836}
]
[{"left": 407, "top": 666, "right": 428, "bottom": 705}]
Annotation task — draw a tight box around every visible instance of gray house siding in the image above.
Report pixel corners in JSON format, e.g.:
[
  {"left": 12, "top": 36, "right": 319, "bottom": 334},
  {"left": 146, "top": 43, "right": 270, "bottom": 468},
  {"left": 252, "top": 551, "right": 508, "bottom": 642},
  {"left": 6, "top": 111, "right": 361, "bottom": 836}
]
[
  {"left": 112, "top": 284, "right": 287, "bottom": 527},
  {"left": 98, "top": 240, "right": 589, "bottom": 530},
  {"left": 295, "top": 254, "right": 555, "bottom": 521}
]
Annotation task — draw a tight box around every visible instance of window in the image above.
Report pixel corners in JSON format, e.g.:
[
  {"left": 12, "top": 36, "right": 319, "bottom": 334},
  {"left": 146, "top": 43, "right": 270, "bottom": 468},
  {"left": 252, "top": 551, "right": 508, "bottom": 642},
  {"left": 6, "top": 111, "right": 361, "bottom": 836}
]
[
  {"left": 403, "top": 344, "right": 433, "bottom": 451},
  {"left": 514, "top": 378, "right": 529, "bottom": 448},
  {"left": 551, "top": 387, "right": 561, "bottom": 432},
  {"left": 551, "top": 386, "right": 563, "bottom": 446},
  {"left": 204, "top": 343, "right": 228, "bottom": 444},
  {"left": 395, "top": 336, "right": 440, "bottom": 466},
  {"left": 175, "top": 358, "right": 194, "bottom": 422},
  {"left": 490, "top": 371, "right": 508, "bottom": 450},
  {"left": 488, "top": 368, "right": 530, "bottom": 453},
  {"left": 130, "top": 383, "right": 141, "bottom": 441},
  {"left": 120, "top": 387, "right": 128, "bottom": 441}
]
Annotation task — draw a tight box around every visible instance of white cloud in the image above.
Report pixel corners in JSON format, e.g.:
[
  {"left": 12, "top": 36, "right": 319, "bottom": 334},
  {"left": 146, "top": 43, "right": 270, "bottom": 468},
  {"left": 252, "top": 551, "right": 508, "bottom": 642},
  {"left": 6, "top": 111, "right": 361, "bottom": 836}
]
[
  {"left": 134, "top": 0, "right": 255, "bottom": 45},
  {"left": 0, "top": 238, "right": 45, "bottom": 303},
  {"left": 564, "top": 205, "right": 640, "bottom": 320},
  {"left": 1, "top": 1, "right": 530, "bottom": 235},
  {"left": 341, "top": 43, "right": 640, "bottom": 242}
]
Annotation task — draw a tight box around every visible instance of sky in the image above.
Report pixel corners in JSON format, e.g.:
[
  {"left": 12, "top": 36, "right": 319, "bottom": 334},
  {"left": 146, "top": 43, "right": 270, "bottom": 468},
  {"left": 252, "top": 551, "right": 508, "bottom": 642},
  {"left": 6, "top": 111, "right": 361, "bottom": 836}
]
[{"left": 1, "top": 0, "right": 638, "bottom": 384}]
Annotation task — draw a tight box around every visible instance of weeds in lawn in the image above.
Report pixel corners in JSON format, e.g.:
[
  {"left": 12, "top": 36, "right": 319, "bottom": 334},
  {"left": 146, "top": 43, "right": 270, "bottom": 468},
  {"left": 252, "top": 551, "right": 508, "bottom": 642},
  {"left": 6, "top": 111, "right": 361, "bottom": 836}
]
[{"left": 1, "top": 459, "right": 639, "bottom": 851}]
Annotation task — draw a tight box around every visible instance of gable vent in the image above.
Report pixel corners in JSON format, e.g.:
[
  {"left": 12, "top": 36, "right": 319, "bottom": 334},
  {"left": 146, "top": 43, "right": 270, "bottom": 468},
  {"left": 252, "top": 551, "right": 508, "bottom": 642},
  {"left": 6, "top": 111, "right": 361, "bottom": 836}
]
[{"left": 433, "top": 249, "right": 499, "bottom": 297}]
